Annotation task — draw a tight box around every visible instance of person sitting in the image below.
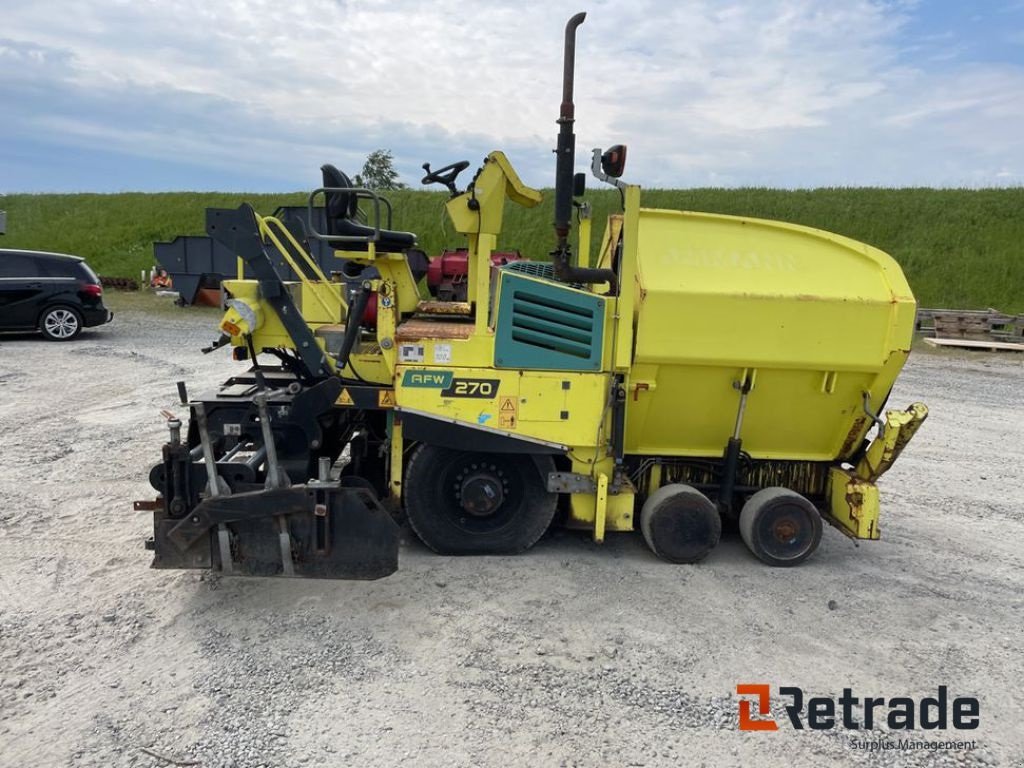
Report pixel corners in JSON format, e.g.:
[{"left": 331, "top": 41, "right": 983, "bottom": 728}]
[{"left": 151, "top": 268, "right": 172, "bottom": 289}]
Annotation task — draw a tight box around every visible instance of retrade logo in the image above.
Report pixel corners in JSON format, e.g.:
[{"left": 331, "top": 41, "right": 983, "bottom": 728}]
[
  {"left": 736, "top": 685, "right": 979, "bottom": 732},
  {"left": 736, "top": 684, "right": 778, "bottom": 731}
]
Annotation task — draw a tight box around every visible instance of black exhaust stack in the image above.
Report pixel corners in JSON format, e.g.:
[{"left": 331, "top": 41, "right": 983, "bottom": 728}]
[
  {"left": 551, "top": 12, "right": 618, "bottom": 294},
  {"left": 553, "top": 11, "right": 586, "bottom": 246}
]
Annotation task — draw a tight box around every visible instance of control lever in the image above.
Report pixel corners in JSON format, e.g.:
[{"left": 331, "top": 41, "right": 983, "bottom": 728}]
[{"left": 202, "top": 334, "right": 231, "bottom": 354}]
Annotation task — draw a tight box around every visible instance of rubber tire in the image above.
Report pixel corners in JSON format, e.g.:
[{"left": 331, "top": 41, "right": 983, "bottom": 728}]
[
  {"left": 39, "top": 305, "right": 83, "bottom": 341},
  {"left": 403, "top": 444, "right": 557, "bottom": 555},
  {"left": 640, "top": 483, "right": 722, "bottom": 564},
  {"left": 739, "top": 487, "right": 823, "bottom": 567}
]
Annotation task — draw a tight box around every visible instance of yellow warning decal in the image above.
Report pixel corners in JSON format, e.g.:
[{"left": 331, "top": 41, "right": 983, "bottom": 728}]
[
  {"left": 378, "top": 389, "right": 396, "bottom": 408},
  {"left": 498, "top": 395, "right": 518, "bottom": 428},
  {"left": 336, "top": 388, "right": 354, "bottom": 406}
]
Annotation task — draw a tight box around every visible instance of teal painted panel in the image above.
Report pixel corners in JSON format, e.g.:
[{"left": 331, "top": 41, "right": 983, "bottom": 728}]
[{"left": 494, "top": 271, "right": 605, "bottom": 371}]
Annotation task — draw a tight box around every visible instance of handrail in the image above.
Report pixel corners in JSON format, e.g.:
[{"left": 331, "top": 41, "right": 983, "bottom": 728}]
[
  {"left": 256, "top": 215, "right": 343, "bottom": 319},
  {"left": 262, "top": 215, "right": 333, "bottom": 283},
  {"left": 306, "top": 186, "right": 394, "bottom": 244}
]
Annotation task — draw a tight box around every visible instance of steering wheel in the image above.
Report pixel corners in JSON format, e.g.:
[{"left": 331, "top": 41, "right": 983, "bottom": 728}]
[{"left": 421, "top": 160, "right": 471, "bottom": 196}]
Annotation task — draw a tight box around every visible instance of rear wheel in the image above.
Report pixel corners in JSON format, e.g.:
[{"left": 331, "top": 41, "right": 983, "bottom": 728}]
[
  {"left": 739, "top": 487, "right": 822, "bottom": 567},
  {"left": 640, "top": 483, "right": 721, "bottom": 564},
  {"left": 403, "top": 444, "right": 557, "bottom": 555},
  {"left": 39, "top": 306, "right": 82, "bottom": 341}
]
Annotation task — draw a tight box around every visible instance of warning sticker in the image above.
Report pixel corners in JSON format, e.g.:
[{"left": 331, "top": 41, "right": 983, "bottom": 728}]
[
  {"left": 498, "top": 396, "right": 518, "bottom": 429},
  {"left": 433, "top": 343, "right": 452, "bottom": 364},
  {"left": 378, "top": 389, "right": 396, "bottom": 408},
  {"left": 399, "top": 344, "right": 425, "bottom": 363},
  {"left": 336, "top": 388, "right": 354, "bottom": 407}
]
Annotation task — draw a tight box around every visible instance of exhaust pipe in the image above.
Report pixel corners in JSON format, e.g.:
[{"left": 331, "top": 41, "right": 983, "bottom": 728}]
[
  {"left": 551, "top": 12, "right": 618, "bottom": 294},
  {"left": 554, "top": 11, "right": 586, "bottom": 245}
]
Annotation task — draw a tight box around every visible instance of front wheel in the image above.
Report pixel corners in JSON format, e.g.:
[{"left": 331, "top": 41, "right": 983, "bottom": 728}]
[
  {"left": 403, "top": 444, "right": 557, "bottom": 555},
  {"left": 39, "top": 306, "right": 83, "bottom": 341}
]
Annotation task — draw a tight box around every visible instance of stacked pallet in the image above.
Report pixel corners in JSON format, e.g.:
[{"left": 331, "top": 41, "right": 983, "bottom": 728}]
[
  {"left": 99, "top": 275, "right": 139, "bottom": 291},
  {"left": 917, "top": 308, "right": 1024, "bottom": 352}
]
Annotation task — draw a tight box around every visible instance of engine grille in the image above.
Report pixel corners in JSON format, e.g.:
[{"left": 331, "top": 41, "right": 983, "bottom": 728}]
[{"left": 494, "top": 272, "right": 605, "bottom": 371}]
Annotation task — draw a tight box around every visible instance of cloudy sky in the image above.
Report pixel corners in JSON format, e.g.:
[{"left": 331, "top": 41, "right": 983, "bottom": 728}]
[{"left": 1, "top": 0, "right": 1022, "bottom": 192}]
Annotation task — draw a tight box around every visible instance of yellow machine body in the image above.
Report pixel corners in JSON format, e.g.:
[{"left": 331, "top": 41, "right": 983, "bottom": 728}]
[
  {"left": 214, "top": 152, "right": 926, "bottom": 544},
  {"left": 624, "top": 207, "right": 917, "bottom": 461},
  {"left": 142, "top": 13, "right": 930, "bottom": 584}
]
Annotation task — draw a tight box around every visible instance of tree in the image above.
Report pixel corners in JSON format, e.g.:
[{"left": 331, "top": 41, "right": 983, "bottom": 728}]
[{"left": 358, "top": 149, "right": 406, "bottom": 190}]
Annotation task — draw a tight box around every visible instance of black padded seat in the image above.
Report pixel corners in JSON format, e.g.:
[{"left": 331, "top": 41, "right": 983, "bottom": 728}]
[{"left": 321, "top": 164, "right": 417, "bottom": 252}]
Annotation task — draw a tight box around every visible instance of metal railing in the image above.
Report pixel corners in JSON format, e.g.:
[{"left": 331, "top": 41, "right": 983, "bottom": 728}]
[
  {"left": 255, "top": 214, "right": 344, "bottom": 319},
  {"left": 306, "top": 187, "right": 393, "bottom": 245}
]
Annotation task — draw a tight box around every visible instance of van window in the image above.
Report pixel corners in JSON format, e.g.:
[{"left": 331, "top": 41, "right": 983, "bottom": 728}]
[
  {"left": 39, "top": 258, "right": 84, "bottom": 278},
  {"left": 0, "top": 253, "right": 41, "bottom": 278},
  {"left": 78, "top": 262, "right": 99, "bottom": 282}
]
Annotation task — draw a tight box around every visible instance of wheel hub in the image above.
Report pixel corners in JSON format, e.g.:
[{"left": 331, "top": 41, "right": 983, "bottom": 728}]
[
  {"left": 772, "top": 517, "right": 799, "bottom": 543},
  {"left": 46, "top": 310, "right": 79, "bottom": 338},
  {"left": 458, "top": 472, "right": 505, "bottom": 516}
]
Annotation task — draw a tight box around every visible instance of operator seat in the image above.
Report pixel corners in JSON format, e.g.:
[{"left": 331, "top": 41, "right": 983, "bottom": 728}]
[{"left": 320, "top": 164, "right": 417, "bottom": 253}]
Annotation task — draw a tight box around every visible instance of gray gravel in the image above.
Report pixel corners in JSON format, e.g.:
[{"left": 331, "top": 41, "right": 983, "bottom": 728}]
[{"left": 0, "top": 297, "right": 1021, "bottom": 767}]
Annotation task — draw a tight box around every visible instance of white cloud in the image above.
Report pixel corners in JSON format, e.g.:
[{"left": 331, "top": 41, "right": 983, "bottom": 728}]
[{"left": 1, "top": 0, "right": 1023, "bottom": 189}]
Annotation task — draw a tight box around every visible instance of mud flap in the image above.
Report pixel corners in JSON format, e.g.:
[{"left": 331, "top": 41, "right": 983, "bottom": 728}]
[{"left": 151, "top": 485, "right": 399, "bottom": 580}]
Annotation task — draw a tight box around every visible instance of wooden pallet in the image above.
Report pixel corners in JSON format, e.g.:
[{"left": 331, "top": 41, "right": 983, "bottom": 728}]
[
  {"left": 923, "top": 337, "right": 1024, "bottom": 353},
  {"left": 916, "top": 308, "right": 1024, "bottom": 341},
  {"left": 99, "top": 275, "right": 140, "bottom": 291}
]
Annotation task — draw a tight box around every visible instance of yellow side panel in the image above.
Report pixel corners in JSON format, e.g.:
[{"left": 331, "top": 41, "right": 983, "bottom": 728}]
[
  {"left": 395, "top": 367, "right": 609, "bottom": 449},
  {"left": 625, "top": 207, "right": 917, "bottom": 462},
  {"left": 626, "top": 352, "right": 909, "bottom": 460}
]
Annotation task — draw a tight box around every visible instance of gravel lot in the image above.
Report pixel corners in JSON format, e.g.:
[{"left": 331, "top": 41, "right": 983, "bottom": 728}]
[{"left": 1, "top": 296, "right": 1021, "bottom": 768}]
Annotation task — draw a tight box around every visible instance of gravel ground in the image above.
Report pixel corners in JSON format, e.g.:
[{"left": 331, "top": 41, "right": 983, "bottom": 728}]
[{"left": 1, "top": 296, "right": 1021, "bottom": 768}]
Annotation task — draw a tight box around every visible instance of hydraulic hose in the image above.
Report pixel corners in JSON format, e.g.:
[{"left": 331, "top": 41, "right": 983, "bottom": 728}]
[{"left": 336, "top": 282, "right": 372, "bottom": 371}]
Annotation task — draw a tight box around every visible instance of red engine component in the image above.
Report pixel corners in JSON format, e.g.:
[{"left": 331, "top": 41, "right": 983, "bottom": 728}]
[
  {"left": 362, "top": 291, "right": 378, "bottom": 327},
  {"left": 426, "top": 249, "right": 522, "bottom": 301}
]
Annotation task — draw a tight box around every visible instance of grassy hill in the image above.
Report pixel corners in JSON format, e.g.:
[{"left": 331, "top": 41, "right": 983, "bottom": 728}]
[{"left": 1, "top": 187, "right": 1022, "bottom": 312}]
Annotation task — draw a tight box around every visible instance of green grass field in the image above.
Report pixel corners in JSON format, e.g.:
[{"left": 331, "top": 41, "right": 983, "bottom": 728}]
[{"left": 2, "top": 187, "right": 1022, "bottom": 312}]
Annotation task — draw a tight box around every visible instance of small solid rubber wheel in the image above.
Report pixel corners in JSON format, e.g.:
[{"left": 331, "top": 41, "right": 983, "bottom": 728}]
[
  {"left": 403, "top": 444, "right": 557, "bottom": 555},
  {"left": 739, "top": 487, "right": 822, "bottom": 567},
  {"left": 40, "top": 306, "right": 83, "bottom": 341},
  {"left": 640, "top": 484, "right": 721, "bottom": 564}
]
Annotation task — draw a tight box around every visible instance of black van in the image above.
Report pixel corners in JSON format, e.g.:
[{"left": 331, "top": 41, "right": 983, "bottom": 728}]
[{"left": 0, "top": 249, "right": 113, "bottom": 340}]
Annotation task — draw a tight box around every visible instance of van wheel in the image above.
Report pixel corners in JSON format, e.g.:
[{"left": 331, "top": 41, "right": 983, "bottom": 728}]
[
  {"left": 40, "top": 306, "right": 83, "bottom": 341},
  {"left": 739, "top": 487, "right": 822, "bottom": 567}
]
